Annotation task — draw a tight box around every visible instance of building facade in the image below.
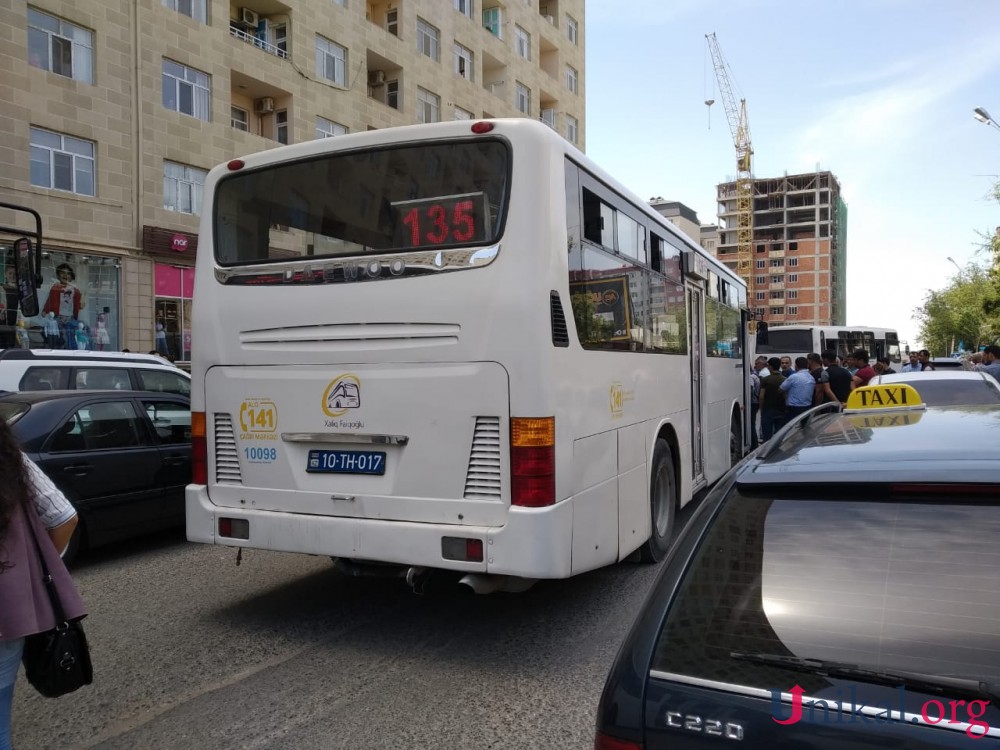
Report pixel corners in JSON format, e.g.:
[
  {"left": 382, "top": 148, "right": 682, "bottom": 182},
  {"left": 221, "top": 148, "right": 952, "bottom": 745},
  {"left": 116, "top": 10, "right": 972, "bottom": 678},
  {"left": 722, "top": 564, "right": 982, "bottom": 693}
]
[
  {"left": 648, "top": 199, "right": 701, "bottom": 246},
  {"left": 713, "top": 171, "right": 847, "bottom": 326},
  {"left": 0, "top": 0, "right": 585, "bottom": 360}
]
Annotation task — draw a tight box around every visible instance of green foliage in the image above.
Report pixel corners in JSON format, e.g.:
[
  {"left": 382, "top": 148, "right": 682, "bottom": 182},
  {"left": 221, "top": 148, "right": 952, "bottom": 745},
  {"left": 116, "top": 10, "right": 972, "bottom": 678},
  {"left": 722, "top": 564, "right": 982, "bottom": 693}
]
[{"left": 915, "top": 264, "right": 1000, "bottom": 354}]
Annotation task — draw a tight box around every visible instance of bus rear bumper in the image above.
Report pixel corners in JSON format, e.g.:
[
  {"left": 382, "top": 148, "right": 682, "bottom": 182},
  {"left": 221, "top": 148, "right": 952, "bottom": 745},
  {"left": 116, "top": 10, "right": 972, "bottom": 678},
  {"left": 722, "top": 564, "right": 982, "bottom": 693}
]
[{"left": 186, "top": 485, "right": 574, "bottom": 579}]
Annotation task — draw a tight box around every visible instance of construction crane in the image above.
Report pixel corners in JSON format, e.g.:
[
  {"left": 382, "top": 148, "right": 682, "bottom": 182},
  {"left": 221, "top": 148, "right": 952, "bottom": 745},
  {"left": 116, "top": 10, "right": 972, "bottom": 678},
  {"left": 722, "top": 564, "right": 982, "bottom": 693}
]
[{"left": 705, "top": 32, "right": 754, "bottom": 310}]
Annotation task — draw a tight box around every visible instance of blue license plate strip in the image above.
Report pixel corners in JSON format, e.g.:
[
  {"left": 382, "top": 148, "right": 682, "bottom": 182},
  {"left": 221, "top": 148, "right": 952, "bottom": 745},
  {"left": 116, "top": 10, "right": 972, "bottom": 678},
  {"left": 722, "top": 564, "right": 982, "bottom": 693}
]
[{"left": 306, "top": 449, "right": 386, "bottom": 475}]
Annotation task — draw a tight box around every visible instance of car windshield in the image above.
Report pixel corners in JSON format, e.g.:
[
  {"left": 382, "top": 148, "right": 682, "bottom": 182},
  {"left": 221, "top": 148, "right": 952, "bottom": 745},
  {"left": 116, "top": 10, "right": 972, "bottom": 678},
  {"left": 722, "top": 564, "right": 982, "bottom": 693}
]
[
  {"left": 0, "top": 402, "right": 28, "bottom": 423},
  {"left": 652, "top": 492, "right": 1000, "bottom": 688}
]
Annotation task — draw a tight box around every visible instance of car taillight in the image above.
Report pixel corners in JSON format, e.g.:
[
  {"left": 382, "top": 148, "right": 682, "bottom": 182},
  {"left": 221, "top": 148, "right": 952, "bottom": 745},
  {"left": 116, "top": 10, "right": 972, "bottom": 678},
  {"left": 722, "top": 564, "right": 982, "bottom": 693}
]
[
  {"left": 511, "top": 417, "right": 554, "bottom": 507},
  {"left": 594, "top": 732, "right": 642, "bottom": 750},
  {"left": 191, "top": 411, "right": 207, "bottom": 485}
]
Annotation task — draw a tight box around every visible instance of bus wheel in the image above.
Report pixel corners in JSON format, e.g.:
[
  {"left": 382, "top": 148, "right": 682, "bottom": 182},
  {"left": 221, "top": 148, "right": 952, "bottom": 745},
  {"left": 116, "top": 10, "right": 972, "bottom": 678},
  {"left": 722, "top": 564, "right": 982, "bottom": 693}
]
[
  {"left": 730, "top": 417, "right": 742, "bottom": 467},
  {"left": 639, "top": 438, "right": 675, "bottom": 563}
]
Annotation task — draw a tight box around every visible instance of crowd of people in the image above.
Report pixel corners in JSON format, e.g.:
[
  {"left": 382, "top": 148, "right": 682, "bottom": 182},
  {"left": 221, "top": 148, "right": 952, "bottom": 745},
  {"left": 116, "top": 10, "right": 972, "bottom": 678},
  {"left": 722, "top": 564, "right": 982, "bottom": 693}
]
[{"left": 747, "top": 345, "right": 1000, "bottom": 449}]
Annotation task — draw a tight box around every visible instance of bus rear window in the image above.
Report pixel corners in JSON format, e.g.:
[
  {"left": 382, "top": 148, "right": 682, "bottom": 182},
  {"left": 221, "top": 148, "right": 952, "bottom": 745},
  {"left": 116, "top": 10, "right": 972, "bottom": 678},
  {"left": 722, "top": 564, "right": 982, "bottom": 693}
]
[
  {"left": 756, "top": 328, "right": 812, "bottom": 354},
  {"left": 213, "top": 139, "right": 510, "bottom": 266}
]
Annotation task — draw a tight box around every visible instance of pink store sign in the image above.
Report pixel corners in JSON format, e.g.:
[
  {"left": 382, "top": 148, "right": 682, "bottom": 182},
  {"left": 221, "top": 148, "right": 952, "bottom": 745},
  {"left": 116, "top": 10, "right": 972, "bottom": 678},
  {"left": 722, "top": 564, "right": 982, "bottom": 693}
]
[{"left": 154, "top": 264, "right": 195, "bottom": 298}]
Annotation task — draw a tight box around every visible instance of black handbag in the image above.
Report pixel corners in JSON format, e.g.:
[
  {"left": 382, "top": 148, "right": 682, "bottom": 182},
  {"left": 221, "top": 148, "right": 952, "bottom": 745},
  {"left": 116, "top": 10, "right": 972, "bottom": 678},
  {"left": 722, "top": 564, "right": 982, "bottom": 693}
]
[{"left": 21, "top": 508, "right": 93, "bottom": 698}]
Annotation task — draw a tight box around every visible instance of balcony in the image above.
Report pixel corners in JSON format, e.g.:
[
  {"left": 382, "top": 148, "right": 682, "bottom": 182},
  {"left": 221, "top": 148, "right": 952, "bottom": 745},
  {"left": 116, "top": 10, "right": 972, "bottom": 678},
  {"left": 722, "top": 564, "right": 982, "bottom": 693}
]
[
  {"left": 366, "top": 50, "right": 402, "bottom": 111},
  {"left": 539, "top": 1, "right": 559, "bottom": 27},
  {"left": 228, "top": 2, "right": 291, "bottom": 60},
  {"left": 230, "top": 23, "right": 288, "bottom": 58},
  {"left": 366, "top": 0, "right": 400, "bottom": 37}
]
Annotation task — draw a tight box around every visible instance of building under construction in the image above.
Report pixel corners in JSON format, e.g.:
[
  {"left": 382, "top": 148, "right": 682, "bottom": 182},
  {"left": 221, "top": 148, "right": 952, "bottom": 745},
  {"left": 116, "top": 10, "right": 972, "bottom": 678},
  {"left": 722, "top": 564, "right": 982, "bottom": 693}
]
[{"left": 710, "top": 171, "right": 847, "bottom": 326}]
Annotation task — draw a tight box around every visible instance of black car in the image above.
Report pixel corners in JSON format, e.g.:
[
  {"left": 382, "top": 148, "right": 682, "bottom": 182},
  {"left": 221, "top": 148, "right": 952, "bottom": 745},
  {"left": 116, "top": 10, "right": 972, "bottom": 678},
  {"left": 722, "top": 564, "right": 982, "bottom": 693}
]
[
  {"left": 596, "top": 382, "right": 1000, "bottom": 748},
  {"left": 0, "top": 389, "right": 191, "bottom": 561}
]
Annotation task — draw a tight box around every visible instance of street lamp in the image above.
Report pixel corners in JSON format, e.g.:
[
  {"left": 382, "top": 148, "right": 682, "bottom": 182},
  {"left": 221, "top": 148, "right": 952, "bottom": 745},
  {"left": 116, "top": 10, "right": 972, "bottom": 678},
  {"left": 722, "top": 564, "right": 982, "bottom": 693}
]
[
  {"left": 973, "top": 106, "right": 1000, "bottom": 132},
  {"left": 946, "top": 256, "right": 962, "bottom": 273}
]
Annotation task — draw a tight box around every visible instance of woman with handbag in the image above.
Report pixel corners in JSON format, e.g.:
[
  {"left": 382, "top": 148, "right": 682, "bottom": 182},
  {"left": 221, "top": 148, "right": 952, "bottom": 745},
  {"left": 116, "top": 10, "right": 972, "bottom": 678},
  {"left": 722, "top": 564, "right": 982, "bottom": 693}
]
[{"left": 0, "top": 417, "right": 88, "bottom": 750}]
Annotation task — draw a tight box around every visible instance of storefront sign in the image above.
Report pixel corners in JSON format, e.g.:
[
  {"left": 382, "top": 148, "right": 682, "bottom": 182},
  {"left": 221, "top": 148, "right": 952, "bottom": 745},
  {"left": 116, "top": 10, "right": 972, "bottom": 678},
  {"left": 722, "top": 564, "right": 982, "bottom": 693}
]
[{"left": 171, "top": 233, "right": 189, "bottom": 252}]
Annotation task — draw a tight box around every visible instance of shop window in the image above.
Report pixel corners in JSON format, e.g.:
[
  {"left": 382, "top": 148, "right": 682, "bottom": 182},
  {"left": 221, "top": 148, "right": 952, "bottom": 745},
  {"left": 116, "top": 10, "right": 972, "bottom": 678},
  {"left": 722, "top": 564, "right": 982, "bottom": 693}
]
[{"left": 0, "top": 249, "right": 120, "bottom": 351}]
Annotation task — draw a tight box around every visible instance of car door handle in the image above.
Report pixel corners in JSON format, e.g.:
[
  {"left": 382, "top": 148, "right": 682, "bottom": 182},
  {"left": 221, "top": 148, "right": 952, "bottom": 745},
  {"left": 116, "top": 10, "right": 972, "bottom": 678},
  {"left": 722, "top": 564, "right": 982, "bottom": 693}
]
[
  {"left": 62, "top": 464, "right": 93, "bottom": 476},
  {"left": 163, "top": 456, "right": 188, "bottom": 466}
]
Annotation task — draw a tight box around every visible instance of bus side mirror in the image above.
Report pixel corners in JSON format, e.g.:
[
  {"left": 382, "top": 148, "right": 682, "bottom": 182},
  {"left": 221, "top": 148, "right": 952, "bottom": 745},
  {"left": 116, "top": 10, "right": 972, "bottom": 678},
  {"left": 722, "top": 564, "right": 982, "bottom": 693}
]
[{"left": 13, "top": 237, "right": 40, "bottom": 317}]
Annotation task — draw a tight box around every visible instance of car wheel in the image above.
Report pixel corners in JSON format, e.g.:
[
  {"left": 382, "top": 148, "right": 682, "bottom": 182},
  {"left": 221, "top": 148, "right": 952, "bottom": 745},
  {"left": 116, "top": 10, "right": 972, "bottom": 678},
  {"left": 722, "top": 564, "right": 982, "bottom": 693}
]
[
  {"left": 639, "top": 438, "right": 676, "bottom": 563},
  {"left": 62, "top": 518, "right": 84, "bottom": 565}
]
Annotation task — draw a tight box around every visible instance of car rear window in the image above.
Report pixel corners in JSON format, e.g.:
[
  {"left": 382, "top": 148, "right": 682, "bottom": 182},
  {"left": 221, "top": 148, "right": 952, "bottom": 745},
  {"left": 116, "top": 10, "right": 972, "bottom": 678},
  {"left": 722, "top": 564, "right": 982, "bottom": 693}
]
[{"left": 651, "top": 492, "right": 1000, "bottom": 687}]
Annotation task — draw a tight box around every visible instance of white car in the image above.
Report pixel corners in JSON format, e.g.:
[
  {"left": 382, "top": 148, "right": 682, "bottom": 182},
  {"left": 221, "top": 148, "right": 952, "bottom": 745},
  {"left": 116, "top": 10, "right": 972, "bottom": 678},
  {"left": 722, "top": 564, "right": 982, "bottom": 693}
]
[
  {"left": 871, "top": 370, "right": 1000, "bottom": 406},
  {"left": 0, "top": 349, "right": 190, "bottom": 395}
]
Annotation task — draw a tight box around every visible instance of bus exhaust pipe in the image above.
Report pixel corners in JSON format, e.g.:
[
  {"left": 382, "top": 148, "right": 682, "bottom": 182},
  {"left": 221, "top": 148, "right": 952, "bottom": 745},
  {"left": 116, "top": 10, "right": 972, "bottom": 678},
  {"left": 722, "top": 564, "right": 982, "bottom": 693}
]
[{"left": 458, "top": 574, "right": 538, "bottom": 595}]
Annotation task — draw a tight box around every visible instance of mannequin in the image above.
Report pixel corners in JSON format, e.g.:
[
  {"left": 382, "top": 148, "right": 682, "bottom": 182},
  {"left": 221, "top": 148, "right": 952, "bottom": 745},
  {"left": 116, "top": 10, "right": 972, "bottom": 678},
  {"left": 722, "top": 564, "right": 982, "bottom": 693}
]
[
  {"left": 155, "top": 318, "right": 169, "bottom": 358},
  {"left": 42, "top": 262, "right": 85, "bottom": 350},
  {"left": 43, "top": 311, "right": 61, "bottom": 348},
  {"left": 15, "top": 314, "right": 30, "bottom": 349},
  {"left": 94, "top": 313, "right": 111, "bottom": 351},
  {"left": 75, "top": 322, "right": 90, "bottom": 350}
]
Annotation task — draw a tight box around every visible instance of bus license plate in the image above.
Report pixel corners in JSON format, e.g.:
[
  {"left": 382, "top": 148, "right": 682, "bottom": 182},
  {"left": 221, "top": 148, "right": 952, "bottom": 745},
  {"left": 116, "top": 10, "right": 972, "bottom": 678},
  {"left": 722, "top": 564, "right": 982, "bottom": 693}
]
[{"left": 306, "top": 449, "right": 386, "bottom": 475}]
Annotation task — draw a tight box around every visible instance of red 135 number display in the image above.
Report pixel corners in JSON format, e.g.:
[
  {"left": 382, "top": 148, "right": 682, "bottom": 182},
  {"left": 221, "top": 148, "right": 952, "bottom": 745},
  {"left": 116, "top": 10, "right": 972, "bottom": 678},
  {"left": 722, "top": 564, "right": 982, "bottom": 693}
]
[{"left": 394, "top": 194, "right": 487, "bottom": 248}]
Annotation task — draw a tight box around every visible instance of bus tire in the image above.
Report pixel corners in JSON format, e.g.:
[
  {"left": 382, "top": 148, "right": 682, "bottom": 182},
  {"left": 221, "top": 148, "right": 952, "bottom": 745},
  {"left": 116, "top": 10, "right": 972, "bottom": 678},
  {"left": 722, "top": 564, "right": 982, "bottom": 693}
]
[
  {"left": 730, "top": 416, "right": 743, "bottom": 467},
  {"left": 639, "top": 439, "right": 675, "bottom": 563}
]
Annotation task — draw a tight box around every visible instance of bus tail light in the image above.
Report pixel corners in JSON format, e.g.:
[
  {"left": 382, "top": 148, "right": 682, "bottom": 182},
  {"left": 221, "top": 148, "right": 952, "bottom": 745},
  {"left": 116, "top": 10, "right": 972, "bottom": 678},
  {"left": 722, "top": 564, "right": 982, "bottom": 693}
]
[
  {"left": 192, "top": 411, "right": 207, "bottom": 485},
  {"left": 511, "top": 417, "right": 555, "bottom": 507}
]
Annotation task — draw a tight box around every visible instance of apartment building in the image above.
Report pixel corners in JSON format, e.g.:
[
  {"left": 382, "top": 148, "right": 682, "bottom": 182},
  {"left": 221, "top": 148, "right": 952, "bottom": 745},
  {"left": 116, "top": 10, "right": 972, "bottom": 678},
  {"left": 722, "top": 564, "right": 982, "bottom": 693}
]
[
  {"left": 648, "top": 198, "right": 701, "bottom": 246},
  {"left": 714, "top": 171, "right": 847, "bottom": 326},
  {"left": 0, "top": 0, "right": 585, "bottom": 359}
]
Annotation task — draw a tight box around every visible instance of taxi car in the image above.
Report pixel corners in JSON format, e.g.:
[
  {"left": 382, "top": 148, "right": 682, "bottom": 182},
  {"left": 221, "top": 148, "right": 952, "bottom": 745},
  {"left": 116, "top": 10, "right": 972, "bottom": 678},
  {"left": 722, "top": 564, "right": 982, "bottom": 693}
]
[
  {"left": 596, "top": 383, "right": 1000, "bottom": 748},
  {"left": 872, "top": 370, "right": 1000, "bottom": 406}
]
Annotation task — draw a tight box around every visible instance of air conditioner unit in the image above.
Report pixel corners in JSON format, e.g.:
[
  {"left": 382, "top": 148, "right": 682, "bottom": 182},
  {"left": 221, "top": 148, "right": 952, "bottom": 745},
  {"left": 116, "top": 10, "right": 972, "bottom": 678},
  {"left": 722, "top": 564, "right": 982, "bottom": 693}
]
[
  {"left": 543, "top": 14, "right": 555, "bottom": 24},
  {"left": 239, "top": 8, "right": 259, "bottom": 26},
  {"left": 254, "top": 96, "right": 275, "bottom": 114},
  {"left": 368, "top": 70, "right": 386, "bottom": 86}
]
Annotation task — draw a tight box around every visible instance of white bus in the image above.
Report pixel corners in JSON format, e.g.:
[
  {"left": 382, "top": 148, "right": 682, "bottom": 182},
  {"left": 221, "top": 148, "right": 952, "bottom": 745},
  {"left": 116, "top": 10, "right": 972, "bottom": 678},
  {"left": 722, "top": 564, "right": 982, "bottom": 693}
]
[
  {"left": 756, "top": 324, "right": 902, "bottom": 365},
  {"left": 186, "top": 119, "right": 751, "bottom": 591}
]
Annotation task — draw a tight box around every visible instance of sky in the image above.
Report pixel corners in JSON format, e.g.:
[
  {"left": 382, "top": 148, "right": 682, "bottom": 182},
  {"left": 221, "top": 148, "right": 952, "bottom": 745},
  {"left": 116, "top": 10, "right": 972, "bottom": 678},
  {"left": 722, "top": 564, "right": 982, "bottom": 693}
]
[{"left": 583, "top": 0, "right": 1000, "bottom": 350}]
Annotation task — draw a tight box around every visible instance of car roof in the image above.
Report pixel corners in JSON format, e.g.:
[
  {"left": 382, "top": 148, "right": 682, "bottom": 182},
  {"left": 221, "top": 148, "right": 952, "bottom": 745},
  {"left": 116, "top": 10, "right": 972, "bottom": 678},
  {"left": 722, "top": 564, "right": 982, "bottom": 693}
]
[
  {"left": 0, "top": 389, "right": 189, "bottom": 404},
  {"left": 739, "top": 401, "right": 1000, "bottom": 486},
  {"left": 874, "top": 370, "right": 999, "bottom": 384},
  {"left": 0, "top": 348, "right": 184, "bottom": 369}
]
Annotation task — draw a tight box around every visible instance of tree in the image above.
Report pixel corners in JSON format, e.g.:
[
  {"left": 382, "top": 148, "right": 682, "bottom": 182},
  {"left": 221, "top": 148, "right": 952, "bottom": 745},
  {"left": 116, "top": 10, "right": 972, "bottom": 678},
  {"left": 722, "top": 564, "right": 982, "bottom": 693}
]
[{"left": 914, "top": 265, "right": 1000, "bottom": 355}]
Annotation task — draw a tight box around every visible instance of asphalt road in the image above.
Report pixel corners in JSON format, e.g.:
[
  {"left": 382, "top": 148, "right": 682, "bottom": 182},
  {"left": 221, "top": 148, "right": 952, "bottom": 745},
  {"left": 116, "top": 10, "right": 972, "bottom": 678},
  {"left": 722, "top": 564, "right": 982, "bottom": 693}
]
[{"left": 11, "top": 501, "right": 700, "bottom": 750}]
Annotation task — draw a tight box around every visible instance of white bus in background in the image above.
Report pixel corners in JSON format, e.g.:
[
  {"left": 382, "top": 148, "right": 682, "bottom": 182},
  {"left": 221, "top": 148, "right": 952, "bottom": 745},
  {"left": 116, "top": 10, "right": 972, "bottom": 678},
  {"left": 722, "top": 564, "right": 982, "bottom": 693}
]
[
  {"left": 756, "top": 324, "right": 902, "bottom": 365},
  {"left": 185, "top": 119, "right": 751, "bottom": 592}
]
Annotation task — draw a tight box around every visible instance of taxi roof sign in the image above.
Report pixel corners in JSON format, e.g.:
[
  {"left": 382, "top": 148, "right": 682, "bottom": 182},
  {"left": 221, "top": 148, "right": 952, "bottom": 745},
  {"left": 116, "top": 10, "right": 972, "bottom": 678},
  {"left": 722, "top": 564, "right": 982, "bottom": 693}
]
[{"left": 844, "top": 383, "right": 925, "bottom": 413}]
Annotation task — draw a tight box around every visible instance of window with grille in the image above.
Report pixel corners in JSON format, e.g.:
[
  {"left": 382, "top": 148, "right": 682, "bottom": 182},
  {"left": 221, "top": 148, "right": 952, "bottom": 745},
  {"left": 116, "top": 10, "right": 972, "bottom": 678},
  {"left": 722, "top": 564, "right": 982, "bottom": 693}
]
[
  {"left": 417, "top": 87, "right": 440, "bottom": 123},
  {"left": 316, "top": 116, "right": 347, "bottom": 138},
  {"left": 454, "top": 42, "right": 473, "bottom": 80},
  {"left": 566, "top": 14, "right": 578, "bottom": 44},
  {"left": 28, "top": 7, "right": 94, "bottom": 83},
  {"left": 162, "top": 59, "right": 210, "bottom": 120},
  {"left": 30, "top": 127, "right": 96, "bottom": 196},
  {"left": 231, "top": 106, "right": 248, "bottom": 131},
  {"left": 316, "top": 35, "right": 347, "bottom": 86},
  {"left": 566, "top": 65, "right": 578, "bottom": 93},
  {"left": 163, "top": 160, "right": 206, "bottom": 214},
  {"left": 515, "top": 82, "right": 530, "bottom": 114},
  {"left": 515, "top": 25, "right": 531, "bottom": 59},
  {"left": 566, "top": 115, "right": 578, "bottom": 143},
  {"left": 417, "top": 18, "right": 440, "bottom": 61}
]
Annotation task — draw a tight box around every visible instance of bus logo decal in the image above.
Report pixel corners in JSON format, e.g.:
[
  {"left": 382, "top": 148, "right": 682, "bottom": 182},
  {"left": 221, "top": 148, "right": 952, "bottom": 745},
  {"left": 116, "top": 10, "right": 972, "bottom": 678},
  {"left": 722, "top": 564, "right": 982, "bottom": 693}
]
[
  {"left": 322, "top": 375, "right": 362, "bottom": 417},
  {"left": 611, "top": 382, "right": 624, "bottom": 417}
]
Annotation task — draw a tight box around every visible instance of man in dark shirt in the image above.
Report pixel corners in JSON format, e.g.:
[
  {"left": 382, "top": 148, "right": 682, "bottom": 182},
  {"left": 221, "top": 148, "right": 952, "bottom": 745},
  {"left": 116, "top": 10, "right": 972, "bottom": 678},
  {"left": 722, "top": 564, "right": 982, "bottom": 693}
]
[
  {"left": 759, "top": 356, "right": 787, "bottom": 442},
  {"left": 822, "top": 349, "right": 852, "bottom": 404},
  {"left": 874, "top": 356, "right": 896, "bottom": 375}
]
